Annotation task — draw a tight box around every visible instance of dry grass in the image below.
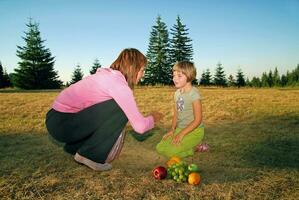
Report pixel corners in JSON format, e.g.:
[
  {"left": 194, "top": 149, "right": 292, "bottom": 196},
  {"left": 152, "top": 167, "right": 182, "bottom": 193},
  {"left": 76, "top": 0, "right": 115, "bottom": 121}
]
[{"left": 0, "top": 87, "right": 298, "bottom": 199}]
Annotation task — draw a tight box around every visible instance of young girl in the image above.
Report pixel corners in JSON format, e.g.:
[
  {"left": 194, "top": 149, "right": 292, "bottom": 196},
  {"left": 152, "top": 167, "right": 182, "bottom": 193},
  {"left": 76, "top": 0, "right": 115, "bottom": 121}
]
[
  {"left": 46, "top": 48, "right": 163, "bottom": 171},
  {"left": 156, "top": 61, "right": 204, "bottom": 158}
]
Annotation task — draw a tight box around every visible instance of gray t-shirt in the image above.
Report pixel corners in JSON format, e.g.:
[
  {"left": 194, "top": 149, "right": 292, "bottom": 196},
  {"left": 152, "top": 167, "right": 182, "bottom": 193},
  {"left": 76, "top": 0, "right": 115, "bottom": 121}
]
[{"left": 174, "top": 86, "right": 202, "bottom": 128}]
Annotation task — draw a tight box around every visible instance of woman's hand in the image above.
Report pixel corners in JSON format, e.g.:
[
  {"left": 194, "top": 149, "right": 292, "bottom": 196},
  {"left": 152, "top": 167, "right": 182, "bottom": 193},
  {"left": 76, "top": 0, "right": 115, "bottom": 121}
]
[
  {"left": 162, "top": 130, "right": 174, "bottom": 140},
  {"left": 150, "top": 111, "right": 164, "bottom": 123}
]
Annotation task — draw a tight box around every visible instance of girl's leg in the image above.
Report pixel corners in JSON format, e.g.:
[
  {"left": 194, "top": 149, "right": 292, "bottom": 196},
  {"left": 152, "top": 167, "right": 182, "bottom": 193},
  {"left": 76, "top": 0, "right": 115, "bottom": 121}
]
[{"left": 156, "top": 127, "right": 204, "bottom": 158}]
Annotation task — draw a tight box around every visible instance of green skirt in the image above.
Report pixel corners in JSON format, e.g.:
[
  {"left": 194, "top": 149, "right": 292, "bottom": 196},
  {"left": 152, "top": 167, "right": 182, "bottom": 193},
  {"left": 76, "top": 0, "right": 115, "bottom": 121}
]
[{"left": 156, "top": 125, "right": 204, "bottom": 158}]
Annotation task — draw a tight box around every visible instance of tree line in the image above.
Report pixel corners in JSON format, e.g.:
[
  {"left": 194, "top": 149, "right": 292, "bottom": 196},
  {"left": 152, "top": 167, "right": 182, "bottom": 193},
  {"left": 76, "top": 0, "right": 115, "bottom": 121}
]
[
  {"left": 0, "top": 17, "right": 298, "bottom": 89},
  {"left": 198, "top": 62, "right": 299, "bottom": 88}
]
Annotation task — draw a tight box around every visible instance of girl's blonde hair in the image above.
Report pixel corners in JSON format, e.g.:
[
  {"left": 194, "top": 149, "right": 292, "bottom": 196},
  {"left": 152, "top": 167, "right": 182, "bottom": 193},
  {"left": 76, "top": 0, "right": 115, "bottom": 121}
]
[
  {"left": 173, "top": 61, "right": 196, "bottom": 82},
  {"left": 110, "top": 48, "right": 147, "bottom": 89}
]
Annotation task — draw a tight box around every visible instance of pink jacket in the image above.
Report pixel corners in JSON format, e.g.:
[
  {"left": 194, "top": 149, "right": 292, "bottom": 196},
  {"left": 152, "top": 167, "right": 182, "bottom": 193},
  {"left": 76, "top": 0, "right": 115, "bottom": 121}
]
[{"left": 52, "top": 68, "right": 154, "bottom": 134}]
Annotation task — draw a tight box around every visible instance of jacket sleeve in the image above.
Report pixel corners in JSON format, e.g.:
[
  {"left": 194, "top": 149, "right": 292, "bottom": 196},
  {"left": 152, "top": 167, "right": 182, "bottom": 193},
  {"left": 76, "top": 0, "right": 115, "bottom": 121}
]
[{"left": 108, "top": 83, "right": 154, "bottom": 134}]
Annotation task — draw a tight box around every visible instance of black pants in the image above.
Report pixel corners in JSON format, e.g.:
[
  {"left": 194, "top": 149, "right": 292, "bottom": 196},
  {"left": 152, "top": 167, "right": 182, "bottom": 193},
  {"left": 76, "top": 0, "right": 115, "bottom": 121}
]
[{"left": 45, "top": 99, "right": 128, "bottom": 163}]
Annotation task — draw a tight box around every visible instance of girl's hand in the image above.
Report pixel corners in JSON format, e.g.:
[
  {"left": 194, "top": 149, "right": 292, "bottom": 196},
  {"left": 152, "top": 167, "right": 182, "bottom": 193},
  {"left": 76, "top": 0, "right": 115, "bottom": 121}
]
[
  {"left": 172, "top": 133, "right": 184, "bottom": 145},
  {"left": 162, "top": 130, "right": 174, "bottom": 140}
]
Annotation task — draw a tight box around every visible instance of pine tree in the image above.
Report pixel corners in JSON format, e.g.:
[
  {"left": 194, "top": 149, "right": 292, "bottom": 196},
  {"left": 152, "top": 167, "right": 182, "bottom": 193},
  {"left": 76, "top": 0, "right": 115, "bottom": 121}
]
[
  {"left": 65, "top": 81, "right": 70, "bottom": 87},
  {"left": 287, "top": 64, "right": 299, "bottom": 86},
  {"left": 90, "top": 58, "right": 102, "bottom": 74},
  {"left": 294, "top": 64, "right": 299, "bottom": 82},
  {"left": 8, "top": 73, "right": 16, "bottom": 87},
  {"left": 245, "top": 77, "right": 251, "bottom": 87},
  {"left": 200, "top": 69, "right": 213, "bottom": 86},
  {"left": 0, "top": 61, "right": 12, "bottom": 88},
  {"left": 294, "top": 64, "right": 299, "bottom": 85},
  {"left": 199, "top": 71, "right": 206, "bottom": 86},
  {"left": 236, "top": 68, "right": 245, "bottom": 88},
  {"left": 227, "top": 74, "right": 235, "bottom": 87},
  {"left": 273, "top": 67, "right": 281, "bottom": 87},
  {"left": 205, "top": 69, "right": 212, "bottom": 86},
  {"left": 2, "top": 69, "right": 11, "bottom": 88},
  {"left": 280, "top": 74, "right": 288, "bottom": 87},
  {"left": 213, "top": 62, "right": 227, "bottom": 86},
  {"left": 14, "top": 19, "right": 62, "bottom": 89},
  {"left": 286, "top": 70, "right": 293, "bottom": 86},
  {"left": 169, "top": 15, "right": 193, "bottom": 65},
  {"left": 261, "top": 72, "right": 270, "bottom": 87},
  {"left": 143, "top": 16, "right": 172, "bottom": 85},
  {"left": 295, "top": 64, "right": 299, "bottom": 81},
  {"left": 70, "top": 65, "right": 84, "bottom": 84},
  {"left": 192, "top": 78, "right": 198, "bottom": 85},
  {"left": 251, "top": 76, "right": 262, "bottom": 87},
  {"left": 0, "top": 61, "right": 3, "bottom": 88},
  {"left": 267, "top": 70, "right": 274, "bottom": 87}
]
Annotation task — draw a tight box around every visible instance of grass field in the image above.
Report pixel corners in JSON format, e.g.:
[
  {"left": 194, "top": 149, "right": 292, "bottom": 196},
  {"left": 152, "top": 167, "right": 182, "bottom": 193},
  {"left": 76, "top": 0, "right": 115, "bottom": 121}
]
[{"left": 0, "top": 87, "right": 298, "bottom": 199}]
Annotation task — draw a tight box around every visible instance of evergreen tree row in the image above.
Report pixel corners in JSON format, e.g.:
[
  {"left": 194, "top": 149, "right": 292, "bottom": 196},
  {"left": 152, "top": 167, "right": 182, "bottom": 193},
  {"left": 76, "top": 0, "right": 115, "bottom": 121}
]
[
  {"left": 248, "top": 65, "right": 299, "bottom": 87},
  {"left": 199, "top": 62, "right": 299, "bottom": 88},
  {"left": 199, "top": 62, "right": 245, "bottom": 87},
  {"left": 1, "top": 18, "right": 298, "bottom": 89},
  {"left": 66, "top": 59, "right": 102, "bottom": 86}
]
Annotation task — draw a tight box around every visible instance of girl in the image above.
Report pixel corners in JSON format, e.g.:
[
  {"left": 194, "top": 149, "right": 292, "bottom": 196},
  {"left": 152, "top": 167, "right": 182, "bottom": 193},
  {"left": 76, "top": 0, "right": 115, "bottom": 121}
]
[{"left": 156, "top": 61, "right": 204, "bottom": 158}]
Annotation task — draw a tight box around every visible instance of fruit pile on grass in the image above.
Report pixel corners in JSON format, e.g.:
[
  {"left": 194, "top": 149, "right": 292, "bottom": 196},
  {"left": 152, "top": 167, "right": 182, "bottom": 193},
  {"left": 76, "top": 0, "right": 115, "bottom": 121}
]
[{"left": 152, "top": 156, "right": 201, "bottom": 185}]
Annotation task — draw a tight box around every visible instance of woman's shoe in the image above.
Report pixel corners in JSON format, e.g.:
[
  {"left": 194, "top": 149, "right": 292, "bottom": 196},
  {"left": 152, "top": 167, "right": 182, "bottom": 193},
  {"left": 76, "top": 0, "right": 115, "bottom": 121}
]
[{"left": 74, "top": 153, "right": 112, "bottom": 171}]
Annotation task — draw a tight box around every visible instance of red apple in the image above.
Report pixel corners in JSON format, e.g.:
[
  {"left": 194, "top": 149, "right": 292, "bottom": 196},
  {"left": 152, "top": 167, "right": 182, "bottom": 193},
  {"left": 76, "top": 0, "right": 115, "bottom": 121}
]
[{"left": 152, "top": 166, "right": 167, "bottom": 180}]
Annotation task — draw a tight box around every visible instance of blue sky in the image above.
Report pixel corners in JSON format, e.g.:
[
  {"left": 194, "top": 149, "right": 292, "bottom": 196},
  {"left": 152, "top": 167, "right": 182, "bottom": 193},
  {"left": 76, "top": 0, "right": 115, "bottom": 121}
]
[{"left": 1, "top": 0, "right": 299, "bottom": 83}]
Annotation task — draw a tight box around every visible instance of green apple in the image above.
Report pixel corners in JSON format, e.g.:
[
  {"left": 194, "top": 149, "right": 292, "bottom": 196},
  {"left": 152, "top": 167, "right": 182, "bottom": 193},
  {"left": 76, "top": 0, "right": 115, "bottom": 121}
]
[{"left": 188, "top": 163, "right": 199, "bottom": 172}]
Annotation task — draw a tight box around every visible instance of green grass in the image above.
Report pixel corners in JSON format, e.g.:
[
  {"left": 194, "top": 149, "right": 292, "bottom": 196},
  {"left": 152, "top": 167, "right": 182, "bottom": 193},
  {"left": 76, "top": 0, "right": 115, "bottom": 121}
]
[{"left": 0, "top": 87, "right": 298, "bottom": 199}]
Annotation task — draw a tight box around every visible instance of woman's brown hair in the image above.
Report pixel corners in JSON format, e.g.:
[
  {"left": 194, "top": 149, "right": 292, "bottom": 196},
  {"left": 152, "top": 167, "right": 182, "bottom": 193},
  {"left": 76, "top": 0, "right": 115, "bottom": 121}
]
[{"left": 110, "top": 48, "right": 147, "bottom": 89}]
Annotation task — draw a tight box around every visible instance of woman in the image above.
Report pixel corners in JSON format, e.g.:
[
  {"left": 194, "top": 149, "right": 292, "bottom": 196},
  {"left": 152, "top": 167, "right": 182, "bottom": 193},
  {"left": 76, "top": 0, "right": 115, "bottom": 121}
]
[{"left": 46, "top": 48, "right": 163, "bottom": 171}]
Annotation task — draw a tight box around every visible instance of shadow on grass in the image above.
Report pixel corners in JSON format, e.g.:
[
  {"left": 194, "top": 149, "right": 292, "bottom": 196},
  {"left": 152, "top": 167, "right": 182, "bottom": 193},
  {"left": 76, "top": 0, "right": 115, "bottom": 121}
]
[
  {"left": 243, "top": 136, "right": 299, "bottom": 169},
  {"left": 0, "top": 114, "right": 298, "bottom": 185},
  {"left": 241, "top": 114, "right": 299, "bottom": 169},
  {"left": 0, "top": 132, "right": 73, "bottom": 178},
  {"left": 197, "top": 113, "right": 299, "bottom": 184}
]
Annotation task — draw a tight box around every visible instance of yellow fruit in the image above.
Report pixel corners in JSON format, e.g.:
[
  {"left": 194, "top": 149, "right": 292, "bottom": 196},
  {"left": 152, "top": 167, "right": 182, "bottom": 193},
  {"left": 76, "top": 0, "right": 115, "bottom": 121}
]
[
  {"left": 166, "top": 156, "right": 182, "bottom": 167},
  {"left": 188, "top": 172, "right": 201, "bottom": 185},
  {"left": 170, "top": 156, "right": 181, "bottom": 163},
  {"left": 166, "top": 159, "right": 177, "bottom": 167}
]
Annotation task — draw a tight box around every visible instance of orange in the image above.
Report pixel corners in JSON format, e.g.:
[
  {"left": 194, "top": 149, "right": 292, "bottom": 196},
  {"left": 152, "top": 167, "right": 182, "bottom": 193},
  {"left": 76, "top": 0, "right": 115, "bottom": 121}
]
[
  {"left": 170, "top": 156, "right": 181, "bottom": 163},
  {"left": 166, "top": 159, "right": 177, "bottom": 167},
  {"left": 188, "top": 172, "right": 201, "bottom": 185},
  {"left": 166, "top": 156, "right": 182, "bottom": 167}
]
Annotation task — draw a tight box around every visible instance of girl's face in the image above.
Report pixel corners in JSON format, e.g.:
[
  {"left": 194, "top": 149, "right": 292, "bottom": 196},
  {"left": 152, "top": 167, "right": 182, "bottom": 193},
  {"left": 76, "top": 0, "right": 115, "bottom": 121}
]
[
  {"left": 135, "top": 67, "right": 145, "bottom": 84},
  {"left": 173, "top": 70, "right": 188, "bottom": 88}
]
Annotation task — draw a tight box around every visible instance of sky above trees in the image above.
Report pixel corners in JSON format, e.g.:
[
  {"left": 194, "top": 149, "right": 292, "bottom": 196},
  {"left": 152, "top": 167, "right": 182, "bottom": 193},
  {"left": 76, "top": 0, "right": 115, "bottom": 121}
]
[{"left": 1, "top": 0, "right": 298, "bottom": 83}]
